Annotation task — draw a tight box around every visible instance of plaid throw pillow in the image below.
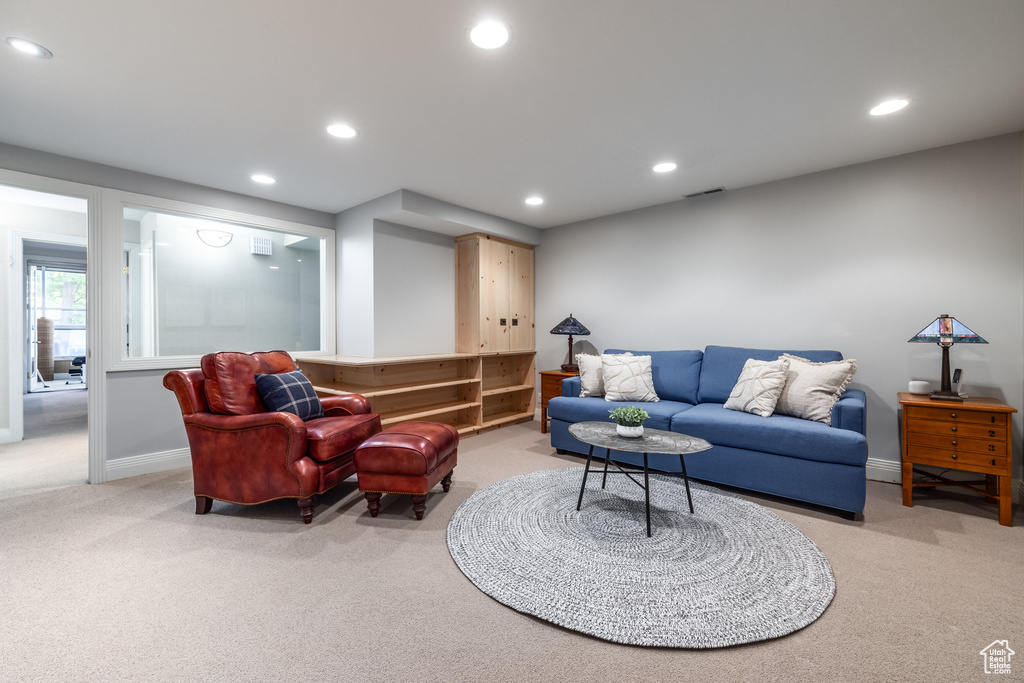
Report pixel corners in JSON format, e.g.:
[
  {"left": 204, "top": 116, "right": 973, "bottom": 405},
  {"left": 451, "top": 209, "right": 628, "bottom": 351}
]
[{"left": 254, "top": 370, "right": 324, "bottom": 421}]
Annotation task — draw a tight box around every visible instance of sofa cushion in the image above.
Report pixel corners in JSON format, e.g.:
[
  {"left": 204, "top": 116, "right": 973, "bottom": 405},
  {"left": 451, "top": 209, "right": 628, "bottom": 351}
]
[
  {"left": 604, "top": 349, "right": 702, "bottom": 404},
  {"left": 670, "top": 403, "right": 867, "bottom": 467},
  {"left": 698, "top": 346, "right": 843, "bottom": 405},
  {"left": 305, "top": 413, "right": 382, "bottom": 463},
  {"left": 723, "top": 357, "right": 790, "bottom": 417},
  {"left": 774, "top": 354, "right": 858, "bottom": 425},
  {"left": 602, "top": 354, "right": 659, "bottom": 402},
  {"left": 547, "top": 396, "right": 693, "bottom": 431},
  {"left": 254, "top": 369, "right": 325, "bottom": 421},
  {"left": 202, "top": 350, "right": 298, "bottom": 415}
]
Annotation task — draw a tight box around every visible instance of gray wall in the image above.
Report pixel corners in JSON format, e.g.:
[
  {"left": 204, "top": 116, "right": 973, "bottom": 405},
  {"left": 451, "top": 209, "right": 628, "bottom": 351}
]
[
  {"left": 373, "top": 220, "right": 455, "bottom": 356},
  {"left": 536, "top": 133, "right": 1024, "bottom": 480}
]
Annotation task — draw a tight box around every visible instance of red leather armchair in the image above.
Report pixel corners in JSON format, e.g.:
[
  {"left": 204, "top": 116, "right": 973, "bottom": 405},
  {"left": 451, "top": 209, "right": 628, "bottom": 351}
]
[{"left": 163, "top": 351, "right": 381, "bottom": 523}]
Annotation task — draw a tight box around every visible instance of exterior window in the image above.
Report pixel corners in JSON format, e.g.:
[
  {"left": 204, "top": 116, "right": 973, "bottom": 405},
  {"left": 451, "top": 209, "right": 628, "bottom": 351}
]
[
  {"left": 30, "top": 265, "right": 87, "bottom": 358},
  {"left": 122, "top": 206, "right": 326, "bottom": 358}
]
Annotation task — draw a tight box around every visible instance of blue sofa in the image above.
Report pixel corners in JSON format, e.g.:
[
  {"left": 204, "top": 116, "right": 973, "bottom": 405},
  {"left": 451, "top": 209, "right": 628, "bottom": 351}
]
[{"left": 547, "top": 345, "right": 868, "bottom": 515}]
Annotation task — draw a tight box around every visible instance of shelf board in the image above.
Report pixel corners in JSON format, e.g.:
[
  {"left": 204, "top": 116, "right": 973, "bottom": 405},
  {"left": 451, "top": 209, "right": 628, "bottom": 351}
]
[
  {"left": 379, "top": 400, "right": 482, "bottom": 425},
  {"left": 481, "top": 383, "right": 534, "bottom": 397},
  {"left": 480, "top": 410, "right": 535, "bottom": 429},
  {"left": 312, "top": 377, "right": 478, "bottom": 399},
  {"left": 297, "top": 352, "right": 478, "bottom": 366}
]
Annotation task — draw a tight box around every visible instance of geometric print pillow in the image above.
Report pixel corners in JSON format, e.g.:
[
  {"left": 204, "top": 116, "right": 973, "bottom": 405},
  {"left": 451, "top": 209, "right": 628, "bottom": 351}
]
[
  {"left": 723, "top": 357, "right": 791, "bottom": 418},
  {"left": 254, "top": 370, "right": 324, "bottom": 421}
]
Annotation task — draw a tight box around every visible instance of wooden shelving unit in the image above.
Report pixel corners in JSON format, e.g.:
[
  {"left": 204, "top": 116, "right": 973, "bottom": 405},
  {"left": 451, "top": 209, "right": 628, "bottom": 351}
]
[{"left": 296, "top": 351, "right": 534, "bottom": 437}]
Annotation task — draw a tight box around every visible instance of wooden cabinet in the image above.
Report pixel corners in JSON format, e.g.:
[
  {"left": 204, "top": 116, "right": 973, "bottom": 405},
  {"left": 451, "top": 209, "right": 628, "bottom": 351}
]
[
  {"left": 456, "top": 233, "right": 534, "bottom": 354},
  {"left": 898, "top": 392, "right": 1016, "bottom": 526},
  {"left": 539, "top": 370, "right": 578, "bottom": 434},
  {"left": 297, "top": 351, "right": 535, "bottom": 437}
]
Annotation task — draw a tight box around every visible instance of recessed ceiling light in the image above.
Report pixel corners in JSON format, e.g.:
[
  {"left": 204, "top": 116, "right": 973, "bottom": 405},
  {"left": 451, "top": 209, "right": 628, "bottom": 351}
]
[
  {"left": 269, "top": 266, "right": 280, "bottom": 270},
  {"left": 326, "top": 123, "right": 358, "bottom": 139},
  {"left": 6, "top": 37, "right": 53, "bottom": 58},
  {"left": 470, "top": 20, "right": 510, "bottom": 49},
  {"left": 525, "top": 196, "right": 543, "bottom": 206},
  {"left": 251, "top": 174, "right": 276, "bottom": 184},
  {"left": 869, "top": 99, "right": 909, "bottom": 116},
  {"left": 653, "top": 162, "right": 678, "bottom": 173}
]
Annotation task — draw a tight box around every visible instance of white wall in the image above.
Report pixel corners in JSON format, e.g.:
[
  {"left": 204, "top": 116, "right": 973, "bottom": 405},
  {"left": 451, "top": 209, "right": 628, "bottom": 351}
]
[
  {"left": 373, "top": 220, "right": 455, "bottom": 356},
  {"left": 536, "top": 133, "right": 1024, "bottom": 482}
]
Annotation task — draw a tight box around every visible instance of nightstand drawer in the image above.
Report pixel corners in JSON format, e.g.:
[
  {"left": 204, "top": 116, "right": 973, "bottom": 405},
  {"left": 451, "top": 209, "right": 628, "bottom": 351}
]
[
  {"left": 905, "top": 431, "right": 1006, "bottom": 455},
  {"left": 907, "top": 418, "right": 1006, "bottom": 441},
  {"left": 541, "top": 377, "right": 564, "bottom": 405},
  {"left": 907, "top": 445, "right": 1007, "bottom": 472},
  {"left": 905, "top": 405, "right": 1007, "bottom": 427}
]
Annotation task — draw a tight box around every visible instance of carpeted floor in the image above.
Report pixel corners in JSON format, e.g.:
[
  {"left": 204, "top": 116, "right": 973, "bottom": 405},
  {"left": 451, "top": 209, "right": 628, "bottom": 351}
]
[{"left": 1, "top": 419, "right": 1022, "bottom": 682}]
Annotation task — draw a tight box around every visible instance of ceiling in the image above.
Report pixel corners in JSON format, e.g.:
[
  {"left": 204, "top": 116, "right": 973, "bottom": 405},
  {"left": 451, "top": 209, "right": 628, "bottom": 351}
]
[{"left": 2, "top": 0, "right": 1023, "bottom": 229}]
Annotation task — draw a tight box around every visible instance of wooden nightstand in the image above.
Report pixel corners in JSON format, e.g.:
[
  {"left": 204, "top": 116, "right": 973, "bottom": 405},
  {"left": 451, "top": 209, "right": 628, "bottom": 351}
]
[
  {"left": 898, "top": 392, "right": 1017, "bottom": 526},
  {"left": 539, "top": 370, "right": 579, "bottom": 434}
]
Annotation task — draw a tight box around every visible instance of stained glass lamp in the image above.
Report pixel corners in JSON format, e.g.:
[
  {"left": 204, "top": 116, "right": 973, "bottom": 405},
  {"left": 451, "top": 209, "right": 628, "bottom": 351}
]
[
  {"left": 908, "top": 314, "right": 987, "bottom": 402},
  {"left": 550, "top": 314, "right": 591, "bottom": 373}
]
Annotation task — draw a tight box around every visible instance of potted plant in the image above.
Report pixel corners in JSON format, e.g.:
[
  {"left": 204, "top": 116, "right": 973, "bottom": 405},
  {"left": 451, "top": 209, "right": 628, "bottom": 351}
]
[{"left": 608, "top": 405, "right": 649, "bottom": 438}]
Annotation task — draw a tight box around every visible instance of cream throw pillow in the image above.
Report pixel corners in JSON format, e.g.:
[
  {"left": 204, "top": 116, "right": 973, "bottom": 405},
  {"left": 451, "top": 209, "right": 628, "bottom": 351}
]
[
  {"left": 602, "top": 354, "right": 659, "bottom": 402},
  {"left": 774, "top": 354, "right": 857, "bottom": 425},
  {"left": 577, "top": 352, "right": 631, "bottom": 398},
  {"left": 724, "top": 358, "right": 790, "bottom": 417}
]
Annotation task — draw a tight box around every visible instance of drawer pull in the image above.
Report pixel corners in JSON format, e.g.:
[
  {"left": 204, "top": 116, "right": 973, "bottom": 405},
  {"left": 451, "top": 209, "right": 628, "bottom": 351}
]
[
  {"left": 950, "top": 413, "right": 957, "bottom": 419},
  {"left": 951, "top": 440, "right": 957, "bottom": 446},
  {"left": 951, "top": 427, "right": 957, "bottom": 433},
  {"left": 951, "top": 453, "right": 958, "bottom": 460}
]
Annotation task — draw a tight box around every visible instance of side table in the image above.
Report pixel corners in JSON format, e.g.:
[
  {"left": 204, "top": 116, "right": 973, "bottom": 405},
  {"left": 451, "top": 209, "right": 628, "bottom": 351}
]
[
  {"left": 539, "top": 370, "right": 578, "bottom": 434},
  {"left": 898, "top": 392, "right": 1017, "bottom": 526}
]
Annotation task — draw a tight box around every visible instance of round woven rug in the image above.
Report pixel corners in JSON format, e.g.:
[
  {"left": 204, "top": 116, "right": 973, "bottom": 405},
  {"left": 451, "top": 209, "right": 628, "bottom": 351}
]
[{"left": 447, "top": 467, "right": 835, "bottom": 648}]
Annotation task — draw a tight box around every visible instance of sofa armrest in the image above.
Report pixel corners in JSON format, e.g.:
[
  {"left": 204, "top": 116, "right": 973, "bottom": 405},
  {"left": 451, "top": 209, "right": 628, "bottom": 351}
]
[
  {"left": 562, "top": 376, "right": 581, "bottom": 397},
  {"left": 322, "top": 394, "right": 372, "bottom": 416},
  {"left": 831, "top": 389, "right": 866, "bottom": 435}
]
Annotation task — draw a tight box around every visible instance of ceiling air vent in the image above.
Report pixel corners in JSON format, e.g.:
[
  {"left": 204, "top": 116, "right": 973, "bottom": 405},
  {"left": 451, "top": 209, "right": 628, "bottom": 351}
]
[{"left": 684, "top": 187, "right": 725, "bottom": 199}]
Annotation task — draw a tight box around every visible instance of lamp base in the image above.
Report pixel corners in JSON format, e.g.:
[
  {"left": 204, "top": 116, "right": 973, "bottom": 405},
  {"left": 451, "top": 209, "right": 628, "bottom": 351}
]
[
  {"left": 561, "top": 363, "right": 579, "bottom": 373},
  {"left": 929, "top": 390, "right": 964, "bottom": 402}
]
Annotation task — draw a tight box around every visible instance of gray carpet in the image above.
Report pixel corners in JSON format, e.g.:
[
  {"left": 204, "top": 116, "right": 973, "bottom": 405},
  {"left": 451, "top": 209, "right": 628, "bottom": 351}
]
[{"left": 448, "top": 468, "right": 835, "bottom": 647}]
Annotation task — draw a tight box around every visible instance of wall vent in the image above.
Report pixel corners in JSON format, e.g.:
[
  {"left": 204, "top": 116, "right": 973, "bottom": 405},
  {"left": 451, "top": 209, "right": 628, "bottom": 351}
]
[
  {"left": 684, "top": 187, "right": 725, "bottom": 199},
  {"left": 250, "top": 236, "right": 272, "bottom": 256}
]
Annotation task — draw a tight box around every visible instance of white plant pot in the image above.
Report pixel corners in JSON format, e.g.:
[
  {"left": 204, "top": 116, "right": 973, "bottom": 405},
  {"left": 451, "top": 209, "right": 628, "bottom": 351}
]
[{"left": 616, "top": 424, "right": 644, "bottom": 438}]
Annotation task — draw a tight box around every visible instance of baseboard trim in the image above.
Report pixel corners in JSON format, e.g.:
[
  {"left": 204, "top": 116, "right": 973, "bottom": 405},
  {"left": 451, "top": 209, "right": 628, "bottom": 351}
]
[
  {"left": 866, "top": 457, "right": 902, "bottom": 483},
  {"left": 105, "top": 447, "right": 191, "bottom": 481}
]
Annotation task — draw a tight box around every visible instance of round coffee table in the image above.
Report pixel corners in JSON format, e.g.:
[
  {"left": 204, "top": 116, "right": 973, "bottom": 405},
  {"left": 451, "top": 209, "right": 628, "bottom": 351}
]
[{"left": 568, "top": 421, "right": 712, "bottom": 537}]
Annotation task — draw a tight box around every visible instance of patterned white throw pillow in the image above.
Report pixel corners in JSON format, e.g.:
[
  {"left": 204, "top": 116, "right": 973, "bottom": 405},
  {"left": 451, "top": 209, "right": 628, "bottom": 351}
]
[
  {"left": 577, "top": 352, "right": 631, "bottom": 398},
  {"left": 602, "top": 354, "right": 659, "bottom": 402},
  {"left": 723, "top": 358, "right": 791, "bottom": 417},
  {"left": 774, "top": 354, "right": 858, "bottom": 425}
]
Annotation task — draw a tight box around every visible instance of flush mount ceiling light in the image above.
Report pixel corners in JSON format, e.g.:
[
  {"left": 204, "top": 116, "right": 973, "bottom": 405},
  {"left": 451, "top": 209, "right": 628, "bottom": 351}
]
[
  {"left": 326, "top": 123, "right": 358, "bottom": 139},
  {"left": 250, "top": 174, "right": 276, "bottom": 184},
  {"left": 196, "top": 229, "right": 233, "bottom": 247},
  {"left": 470, "top": 20, "right": 510, "bottom": 49},
  {"left": 653, "top": 162, "right": 678, "bottom": 173},
  {"left": 6, "top": 37, "right": 53, "bottom": 58},
  {"left": 525, "top": 196, "right": 544, "bottom": 206},
  {"left": 869, "top": 98, "right": 909, "bottom": 116}
]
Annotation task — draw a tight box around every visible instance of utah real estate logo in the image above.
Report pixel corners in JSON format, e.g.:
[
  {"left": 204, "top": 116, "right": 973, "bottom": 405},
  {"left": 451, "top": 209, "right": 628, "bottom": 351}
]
[{"left": 980, "top": 640, "right": 1014, "bottom": 674}]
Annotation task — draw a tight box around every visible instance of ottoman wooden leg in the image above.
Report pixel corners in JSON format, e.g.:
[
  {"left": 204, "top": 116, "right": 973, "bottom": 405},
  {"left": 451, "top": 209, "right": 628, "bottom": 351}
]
[
  {"left": 298, "top": 495, "right": 316, "bottom": 524},
  {"left": 364, "top": 492, "right": 382, "bottom": 517},
  {"left": 441, "top": 470, "right": 454, "bottom": 492},
  {"left": 411, "top": 494, "right": 427, "bottom": 520},
  {"left": 195, "top": 496, "right": 213, "bottom": 515}
]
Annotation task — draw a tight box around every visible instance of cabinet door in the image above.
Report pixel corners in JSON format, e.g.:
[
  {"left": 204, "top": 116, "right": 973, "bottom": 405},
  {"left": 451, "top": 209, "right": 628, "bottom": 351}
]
[
  {"left": 479, "top": 239, "right": 510, "bottom": 352},
  {"left": 508, "top": 244, "right": 534, "bottom": 351}
]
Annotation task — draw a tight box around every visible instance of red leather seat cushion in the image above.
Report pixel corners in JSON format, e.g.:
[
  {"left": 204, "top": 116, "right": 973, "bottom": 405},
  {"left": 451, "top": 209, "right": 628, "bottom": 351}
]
[
  {"left": 202, "top": 351, "right": 296, "bottom": 415},
  {"left": 354, "top": 422, "right": 458, "bottom": 475},
  {"left": 306, "top": 414, "right": 382, "bottom": 462}
]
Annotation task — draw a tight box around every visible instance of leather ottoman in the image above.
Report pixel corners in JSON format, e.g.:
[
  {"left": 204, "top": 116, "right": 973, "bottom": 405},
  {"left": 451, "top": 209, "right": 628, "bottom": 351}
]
[{"left": 353, "top": 421, "right": 459, "bottom": 520}]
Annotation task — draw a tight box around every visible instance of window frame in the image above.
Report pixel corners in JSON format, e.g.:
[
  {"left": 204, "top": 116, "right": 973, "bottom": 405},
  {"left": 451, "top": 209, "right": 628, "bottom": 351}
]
[{"left": 103, "top": 190, "right": 335, "bottom": 371}]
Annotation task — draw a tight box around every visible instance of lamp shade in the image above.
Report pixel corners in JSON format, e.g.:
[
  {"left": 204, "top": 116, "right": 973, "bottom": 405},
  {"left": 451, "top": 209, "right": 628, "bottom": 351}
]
[
  {"left": 908, "top": 315, "right": 987, "bottom": 345},
  {"left": 550, "top": 315, "right": 590, "bottom": 336}
]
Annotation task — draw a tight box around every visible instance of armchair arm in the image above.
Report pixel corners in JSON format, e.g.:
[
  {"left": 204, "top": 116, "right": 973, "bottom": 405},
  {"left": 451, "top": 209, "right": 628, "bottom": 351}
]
[
  {"left": 182, "top": 411, "right": 317, "bottom": 501},
  {"left": 321, "top": 394, "right": 372, "bottom": 416}
]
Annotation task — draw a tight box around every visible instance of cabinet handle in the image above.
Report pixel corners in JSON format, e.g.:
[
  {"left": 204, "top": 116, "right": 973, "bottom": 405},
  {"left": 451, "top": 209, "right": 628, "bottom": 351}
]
[
  {"left": 951, "top": 440, "right": 957, "bottom": 446},
  {"left": 951, "top": 426, "right": 957, "bottom": 433},
  {"left": 951, "top": 453, "right": 958, "bottom": 460},
  {"left": 950, "top": 413, "right": 957, "bottom": 419}
]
